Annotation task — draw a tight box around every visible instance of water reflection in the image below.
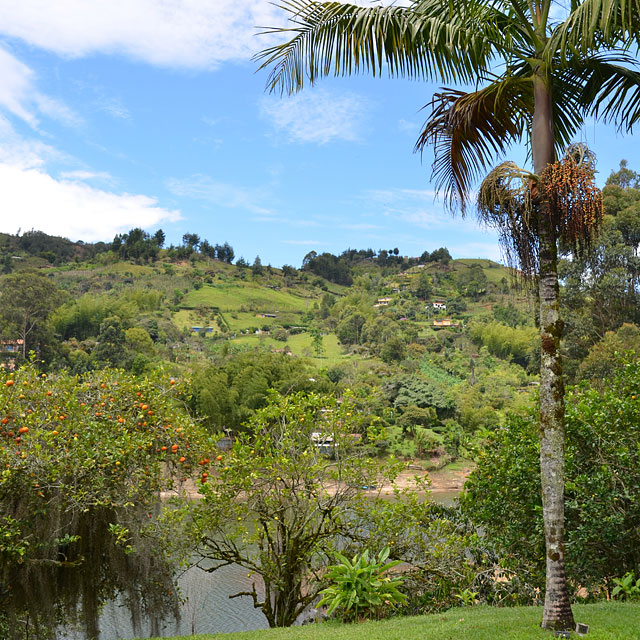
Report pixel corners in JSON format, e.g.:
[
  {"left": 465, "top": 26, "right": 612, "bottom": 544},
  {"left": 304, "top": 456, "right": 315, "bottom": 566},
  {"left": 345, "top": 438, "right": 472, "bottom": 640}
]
[{"left": 63, "top": 563, "right": 267, "bottom": 640}]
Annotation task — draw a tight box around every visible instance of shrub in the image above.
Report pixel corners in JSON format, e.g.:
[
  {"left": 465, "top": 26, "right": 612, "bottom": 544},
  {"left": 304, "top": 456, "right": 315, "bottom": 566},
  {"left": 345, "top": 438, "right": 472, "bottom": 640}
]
[{"left": 317, "top": 548, "right": 406, "bottom": 621}]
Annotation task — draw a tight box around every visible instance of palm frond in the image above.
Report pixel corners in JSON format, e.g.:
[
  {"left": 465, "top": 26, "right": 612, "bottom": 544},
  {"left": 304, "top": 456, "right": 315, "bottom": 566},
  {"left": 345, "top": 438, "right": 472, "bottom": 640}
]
[
  {"left": 578, "top": 54, "right": 640, "bottom": 131},
  {"left": 549, "top": 0, "right": 640, "bottom": 57},
  {"left": 415, "top": 77, "right": 532, "bottom": 213},
  {"left": 255, "top": 0, "right": 522, "bottom": 95}
]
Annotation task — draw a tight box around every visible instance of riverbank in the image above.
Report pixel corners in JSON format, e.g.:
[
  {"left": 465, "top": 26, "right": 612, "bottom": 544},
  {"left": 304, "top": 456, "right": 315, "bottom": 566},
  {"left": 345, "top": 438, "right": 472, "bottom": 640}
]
[
  {"left": 147, "top": 602, "right": 640, "bottom": 640},
  {"left": 161, "top": 460, "right": 473, "bottom": 501}
]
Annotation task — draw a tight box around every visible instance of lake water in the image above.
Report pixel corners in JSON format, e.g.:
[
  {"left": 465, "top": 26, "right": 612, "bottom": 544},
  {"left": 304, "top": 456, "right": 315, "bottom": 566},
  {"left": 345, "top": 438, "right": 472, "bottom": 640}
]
[
  {"left": 63, "top": 490, "right": 459, "bottom": 639},
  {"left": 62, "top": 562, "right": 268, "bottom": 639}
]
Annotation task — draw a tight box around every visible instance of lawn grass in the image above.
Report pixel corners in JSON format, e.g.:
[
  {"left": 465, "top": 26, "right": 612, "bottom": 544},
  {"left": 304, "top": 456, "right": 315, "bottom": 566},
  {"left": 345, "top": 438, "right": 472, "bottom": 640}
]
[{"left": 148, "top": 603, "right": 640, "bottom": 640}]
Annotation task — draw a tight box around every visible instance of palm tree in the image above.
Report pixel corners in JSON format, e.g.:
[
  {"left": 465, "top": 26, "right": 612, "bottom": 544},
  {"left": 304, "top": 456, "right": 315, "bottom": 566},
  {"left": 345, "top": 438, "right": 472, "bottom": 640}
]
[{"left": 256, "top": 0, "right": 640, "bottom": 631}]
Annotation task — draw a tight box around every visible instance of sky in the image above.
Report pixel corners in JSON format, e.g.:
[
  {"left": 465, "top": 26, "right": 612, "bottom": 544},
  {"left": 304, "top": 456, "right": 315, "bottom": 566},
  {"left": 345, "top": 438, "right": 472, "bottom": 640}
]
[{"left": 0, "top": 1, "right": 638, "bottom": 268}]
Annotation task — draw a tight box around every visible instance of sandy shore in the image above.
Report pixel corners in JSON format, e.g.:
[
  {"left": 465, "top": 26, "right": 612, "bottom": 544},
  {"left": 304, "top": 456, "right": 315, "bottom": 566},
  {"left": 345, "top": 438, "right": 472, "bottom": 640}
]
[{"left": 161, "top": 464, "right": 471, "bottom": 500}]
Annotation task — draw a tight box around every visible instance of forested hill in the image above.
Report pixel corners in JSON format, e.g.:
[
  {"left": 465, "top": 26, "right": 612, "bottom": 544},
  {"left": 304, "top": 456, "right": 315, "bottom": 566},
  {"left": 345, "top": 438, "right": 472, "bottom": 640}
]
[{"left": 1, "top": 159, "right": 639, "bottom": 461}]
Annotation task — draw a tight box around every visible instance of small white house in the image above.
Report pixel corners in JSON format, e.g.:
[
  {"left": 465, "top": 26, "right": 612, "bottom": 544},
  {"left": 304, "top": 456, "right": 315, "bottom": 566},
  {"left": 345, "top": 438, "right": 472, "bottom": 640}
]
[{"left": 432, "top": 301, "right": 447, "bottom": 311}]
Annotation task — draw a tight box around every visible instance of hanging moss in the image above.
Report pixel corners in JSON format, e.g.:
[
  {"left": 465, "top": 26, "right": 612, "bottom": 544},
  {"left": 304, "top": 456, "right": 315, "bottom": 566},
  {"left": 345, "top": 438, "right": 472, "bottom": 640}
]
[{"left": 2, "top": 498, "right": 180, "bottom": 640}]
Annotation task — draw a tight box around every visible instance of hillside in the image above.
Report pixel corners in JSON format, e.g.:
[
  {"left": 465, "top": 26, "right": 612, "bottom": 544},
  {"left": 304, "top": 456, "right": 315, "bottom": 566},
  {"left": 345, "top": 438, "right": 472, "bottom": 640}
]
[{"left": 0, "top": 229, "right": 544, "bottom": 465}]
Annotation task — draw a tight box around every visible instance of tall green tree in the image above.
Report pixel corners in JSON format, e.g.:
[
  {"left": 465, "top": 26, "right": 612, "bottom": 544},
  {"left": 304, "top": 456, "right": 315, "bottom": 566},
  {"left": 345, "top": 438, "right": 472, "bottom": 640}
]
[
  {"left": 257, "top": 0, "right": 640, "bottom": 630},
  {"left": 0, "top": 271, "right": 64, "bottom": 358}
]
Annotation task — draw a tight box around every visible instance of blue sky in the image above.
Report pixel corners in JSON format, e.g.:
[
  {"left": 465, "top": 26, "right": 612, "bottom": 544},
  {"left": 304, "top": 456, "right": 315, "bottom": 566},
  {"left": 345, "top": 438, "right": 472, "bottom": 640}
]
[{"left": 0, "top": 1, "right": 638, "bottom": 268}]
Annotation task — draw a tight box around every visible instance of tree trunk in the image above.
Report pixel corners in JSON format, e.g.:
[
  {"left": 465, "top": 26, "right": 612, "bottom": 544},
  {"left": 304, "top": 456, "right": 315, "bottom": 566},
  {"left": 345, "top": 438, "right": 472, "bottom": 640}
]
[{"left": 532, "top": 70, "right": 575, "bottom": 632}]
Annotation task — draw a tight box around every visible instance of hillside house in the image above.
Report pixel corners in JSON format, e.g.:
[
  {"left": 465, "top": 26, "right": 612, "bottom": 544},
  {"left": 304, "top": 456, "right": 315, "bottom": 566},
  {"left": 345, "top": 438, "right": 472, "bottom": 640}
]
[
  {"left": 192, "top": 326, "right": 214, "bottom": 334},
  {"left": 0, "top": 339, "right": 24, "bottom": 370},
  {"left": 374, "top": 297, "right": 393, "bottom": 308},
  {"left": 432, "top": 301, "right": 447, "bottom": 311},
  {"left": 433, "top": 318, "right": 461, "bottom": 329}
]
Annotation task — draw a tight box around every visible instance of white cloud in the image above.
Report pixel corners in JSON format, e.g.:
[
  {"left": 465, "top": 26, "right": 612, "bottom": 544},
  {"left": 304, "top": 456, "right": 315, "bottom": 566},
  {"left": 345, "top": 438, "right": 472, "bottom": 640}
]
[
  {"left": 59, "top": 169, "right": 114, "bottom": 183},
  {"left": 448, "top": 241, "right": 503, "bottom": 262},
  {"left": 167, "top": 175, "right": 273, "bottom": 215},
  {"left": 0, "top": 115, "right": 66, "bottom": 168},
  {"left": 0, "top": 47, "right": 38, "bottom": 125},
  {"left": 398, "top": 118, "right": 419, "bottom": 135},
  {"left": 261, "top": 89, "right": 370, "bottom": 144},
  {"left": 99, "top": 98, "right": 131, "bottom": 121},
  {"left": 0, "top": 118, "right": 180, "bottom": 241},
  {"left": 362, "top": 186, "right": 499, "bottom": 243},
  {"left": 0, "top": 164, "right": 180, "bottom": 241},
  {"left": 0, "top": 1, "right": 286, "bottom": 69},
  {"left": 340, "top": 222, "right": 383, "bottom": 230},
  {"left": 0, "top": 46, "right": 80, "bottom": 128}
]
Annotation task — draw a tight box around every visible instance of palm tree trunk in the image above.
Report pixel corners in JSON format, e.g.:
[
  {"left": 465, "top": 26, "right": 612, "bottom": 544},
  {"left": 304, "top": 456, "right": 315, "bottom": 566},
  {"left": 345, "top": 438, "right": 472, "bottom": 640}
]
[{"left": 532, "top": 71, "right": 575, "bottom": 631}]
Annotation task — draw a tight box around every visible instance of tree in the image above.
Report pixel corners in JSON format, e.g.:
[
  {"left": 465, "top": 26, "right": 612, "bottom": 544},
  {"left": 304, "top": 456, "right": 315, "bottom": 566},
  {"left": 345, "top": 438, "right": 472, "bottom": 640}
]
[
  {"left": 607, "top": 159, "right": 640, "bottom": 190},
  {"left": 182, "top": 232, "right": 200, "bottom": 251},
  {"left": 310, "top": 327, "right": 324, "bottom": 356},
  {"left": 252, "top": 255, "right": 264, "bottom": 275},
  {"left": 461, "top": 355, "right": 640, "bottom": 596},
  {"left": 0, "top": 271, "right": 64, "bottom": 358},
  {"left": 0, "top": 365, "right": 209, "bottom": 639},
  {"left": 153, "top": 228, "right": 166, "bottom": 248},
  {"left": 257, "top": 1, "right": 640, "bottom": 630},
  {"left": 189, "top": 392, "right": 395, "bottom": 628},
  {"left": 413, "top": 271, "right": 432, "bottom": 300}
]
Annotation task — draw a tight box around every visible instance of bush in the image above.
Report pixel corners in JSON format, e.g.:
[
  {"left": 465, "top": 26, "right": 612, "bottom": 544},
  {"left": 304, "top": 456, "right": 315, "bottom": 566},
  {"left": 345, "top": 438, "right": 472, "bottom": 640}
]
[
  {"left": 461, "top": 355, "right": 640, "bottom": 596},
  {"left": 317, "top": 548, "right": 406, "bottom": 621}
]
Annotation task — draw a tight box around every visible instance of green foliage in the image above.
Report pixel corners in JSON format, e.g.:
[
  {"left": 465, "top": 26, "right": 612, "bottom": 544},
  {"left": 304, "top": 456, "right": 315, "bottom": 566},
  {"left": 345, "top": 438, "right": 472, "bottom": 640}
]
[
  {"left": 317, "top": 548, "right": 406, "bottom": 621},
  {"left": 380, "top": 335, "right": 406, "bottom": 363},
  {"left": 190, "top": 351, "right": 313, "bottom": 432},
  {"left": 576, "top": 323, "right": 640, "bottom": 383},
  {"left": 393, "top": 370, "right": 456, "bottom": 414},
  {"left": 455, "top": 589, "right": 480, "bottom": 606},
  {"left": 0, "top": 365, "right": 209, "bottom": 639},
  {"left": 413, "top": 271, "right": 432, "bottom": 299},
  {"left": 189, "top": 392, "right": 400, "bottom": 628},
  {"left": 0, "top": 271, "right": 65, "bottom": 357},
  {"left": 112, "top": 227, "right": 161, "bottom": 262},
  {"left": 469, "top": 321, "right": 537, "bottom": 368},
  {"left": 461, "top": 356, "right": 640, "bottom": 595},
  {"left": 611, "top": 572, "right": 640, "bottom": 601}
]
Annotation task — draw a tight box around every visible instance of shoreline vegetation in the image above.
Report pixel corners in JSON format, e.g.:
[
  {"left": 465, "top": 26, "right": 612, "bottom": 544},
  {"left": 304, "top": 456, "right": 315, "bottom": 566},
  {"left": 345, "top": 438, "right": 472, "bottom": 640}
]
[{"left": 143, "top": 603, "right": 640, "bottom": 640}]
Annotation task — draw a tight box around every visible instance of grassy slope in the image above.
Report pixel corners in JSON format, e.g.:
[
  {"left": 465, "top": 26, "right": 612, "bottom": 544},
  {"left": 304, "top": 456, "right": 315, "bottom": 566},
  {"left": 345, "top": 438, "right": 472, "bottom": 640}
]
[
  {"left": 151, "top": 603, "right": 640, "bottom": 640},
  {"left": 182, "top": 283, "right": 314, "bottom": 313}
]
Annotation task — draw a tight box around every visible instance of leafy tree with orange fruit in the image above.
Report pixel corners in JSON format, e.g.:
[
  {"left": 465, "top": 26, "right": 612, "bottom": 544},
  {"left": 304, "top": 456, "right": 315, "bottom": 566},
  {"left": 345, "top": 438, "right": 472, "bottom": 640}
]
[{"left": 0, "top": 365, "right": 211, "bottom": 640}]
